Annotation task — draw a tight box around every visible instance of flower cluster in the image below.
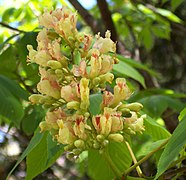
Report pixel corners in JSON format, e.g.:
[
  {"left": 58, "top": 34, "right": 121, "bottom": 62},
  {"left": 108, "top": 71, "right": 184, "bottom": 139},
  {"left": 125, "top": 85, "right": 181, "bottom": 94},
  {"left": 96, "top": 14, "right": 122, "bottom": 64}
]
[{"left": 28, "top": 7, "right": 145, "bottom": 157}]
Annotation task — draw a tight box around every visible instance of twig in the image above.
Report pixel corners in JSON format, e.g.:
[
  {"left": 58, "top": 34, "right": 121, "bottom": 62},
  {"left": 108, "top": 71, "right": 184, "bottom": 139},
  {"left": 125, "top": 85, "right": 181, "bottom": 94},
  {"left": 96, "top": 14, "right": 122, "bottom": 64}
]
[
  {"left": 0, "top": 22, "right": 26, "bottom": 33},
  {"left": 161, "top": 166, "right": 186, "bottom": 179}
]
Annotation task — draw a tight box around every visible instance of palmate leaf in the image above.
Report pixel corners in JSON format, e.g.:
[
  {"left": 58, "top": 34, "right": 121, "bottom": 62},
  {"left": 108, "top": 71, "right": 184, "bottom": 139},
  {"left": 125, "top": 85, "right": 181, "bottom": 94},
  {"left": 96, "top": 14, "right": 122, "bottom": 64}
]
[{"left": 156, "top": 115, "right": 186, "bottom": 178}]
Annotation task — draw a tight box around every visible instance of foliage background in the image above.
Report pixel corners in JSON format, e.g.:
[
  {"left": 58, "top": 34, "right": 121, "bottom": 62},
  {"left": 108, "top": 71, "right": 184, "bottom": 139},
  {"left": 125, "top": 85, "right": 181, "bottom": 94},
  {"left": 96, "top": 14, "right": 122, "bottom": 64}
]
[{"left": 0, "top": 0, "right": 186, "bottom": 179}]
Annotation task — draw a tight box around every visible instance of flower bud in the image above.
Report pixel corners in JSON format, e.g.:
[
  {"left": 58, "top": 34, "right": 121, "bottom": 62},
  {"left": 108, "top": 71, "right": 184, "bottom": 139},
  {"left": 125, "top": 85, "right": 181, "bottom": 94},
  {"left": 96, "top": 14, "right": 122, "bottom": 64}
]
[
  {"left": 47, "top": 60, "right": 62, "bottom": 69},
  {"left": 39, "top": 121, "right": 50, "bottom": 132},
  {"left": 93, "top": 142, "right": 100, "bottom": 149},
  {"left": 64, "top": 144, "right": 75, "bottom": 151},
  {"left": 72, "top": 148, "right": 82, "bottom": 155},
  {"left": 102, "top": 139, "right": 109, "bottom": 147},
  {"left": 29, "top": 94, "right": 44, "bottom": 104},
  {"left": 99, "top": 72, "right": 114, "bottom": 84},
  {"left": 96, "top": 134, "right": 105, "bottom": 142},
  {"left": 67, "top": 101, "right": 80, "bottom": 110},
  {"left": 74, "top": 139, "right": 85, "bottom": 148},
  {"left": 118, "top": 103, "right": 143, "bottom": 112},
  {"left": 66, "top": 153, "right": 74, "bottom": 160},
  {"left": 92, "top": 77, "right": 100, "bottom": 86},
  {"left": 108, "top": 134, "right": 124, "bottom": 143},
  {"left": 120, "top": 108, "right": 131, "bottom": 117}
]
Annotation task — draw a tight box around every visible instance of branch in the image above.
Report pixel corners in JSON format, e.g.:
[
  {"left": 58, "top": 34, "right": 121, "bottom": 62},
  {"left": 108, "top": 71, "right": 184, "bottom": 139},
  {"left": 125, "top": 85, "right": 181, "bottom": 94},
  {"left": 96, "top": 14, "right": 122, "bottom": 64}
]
[
  {"left": 96, "top": 0, "right": 118, "bottom": 42},
  {"left": 162, "top": 166, "right": 186, "bottom": 179},
  {"left": 68, "top": 0, "right": 102, "bottom": 34},
  {"left": 0, "top": 22, "right": 26, "bottom": 33}
]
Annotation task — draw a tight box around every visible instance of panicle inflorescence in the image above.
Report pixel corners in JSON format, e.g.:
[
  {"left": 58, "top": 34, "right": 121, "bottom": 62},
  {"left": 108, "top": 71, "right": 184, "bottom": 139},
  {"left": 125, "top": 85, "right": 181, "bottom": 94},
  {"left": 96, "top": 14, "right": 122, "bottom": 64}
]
[{"left": 27, "top": 7, "right": 145, "bottom": 158}]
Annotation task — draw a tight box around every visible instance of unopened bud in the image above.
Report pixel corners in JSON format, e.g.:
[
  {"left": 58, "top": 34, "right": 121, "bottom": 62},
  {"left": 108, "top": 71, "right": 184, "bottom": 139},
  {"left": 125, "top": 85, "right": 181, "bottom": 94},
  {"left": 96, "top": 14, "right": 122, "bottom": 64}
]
[
  {"left": 72, "top": 148, "right": 82, "bottom": 155},
  {"left": 29, "top": 94, "right": 44, "bottom": 104},
  {"left": 47, "top": 60, "right": 62, "bottom": 69},
  {"left": 39, "top": 121, "right": 49, "bottom": 132},
  {"left": 118, "top": 103, "right": 143, "bottom": 112},
  {"left": 96, "top": 135, "right": 105, "bottom": 142},
  {"left": 120, "top": 108, "right": 131, "bottom": 117},
  {"left": 74, "top": 140, "right": 85, "bottom": 148},
  {"left": 55, "top": 69, "right": 63, "bottom": 76},
  {"left": 92, "top": 77, "right": 100, "bottom": 86},
  {"left": 84, "top": 112, "right": 90, "bottom": 118},
  {"left": 66, "top": 153, "right": 74, "bottom": 160},
  {"left": 102, "top": 139, "right": 109, "bottom": 147},
  {"left": 67, "top": 101, "right": 80, "bottom": 110},
  {"left": 93, "top": 142, "right": 100, "bottom": 149},
  {"left": 64, "top": 144, "right": 75, "bottom": 151},
  {"left": 99, "top": 72, "right": 114, "bottom": 84},
  {"left": 68, "top": 36, "right": 75, "bottom": 42},
  {"left": 108, "top": 134, "right": 124, "bottom": 142},
  {"left": 99, "top": 149, "right": 104, "bottom": 154}
]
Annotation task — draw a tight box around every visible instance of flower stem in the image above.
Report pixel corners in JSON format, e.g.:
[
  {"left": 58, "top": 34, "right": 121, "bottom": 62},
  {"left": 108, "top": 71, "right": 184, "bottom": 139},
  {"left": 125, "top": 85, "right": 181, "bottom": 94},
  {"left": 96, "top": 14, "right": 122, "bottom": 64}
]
[
  {"left": 125, "top": 138, "right": 169, "bottom": 176},
  {"left": 125, "top": 141, "right": 143, "bottom": 177},
  {"left": 103, "top": 150, "right": 122, "bottom": 178}
]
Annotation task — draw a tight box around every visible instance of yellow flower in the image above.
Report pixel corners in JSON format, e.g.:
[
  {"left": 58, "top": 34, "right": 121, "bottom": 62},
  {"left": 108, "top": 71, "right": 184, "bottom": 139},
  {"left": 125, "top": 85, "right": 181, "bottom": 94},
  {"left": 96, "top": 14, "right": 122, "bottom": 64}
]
[
  {"left": 57, "top": 120, "right": 76, "bottom": 144},
  {"left": 92, "top": 107, "right": 113, "bottom": 136},
  {"left": 61, "top": 81, "right": 80, "bottom": 102},
  {"left": 80, "top": 78, "right": 90, "bottom": 111},
  {"left": 93, "top": 30, "right": 116, "bottom": 54},
  {"left": 39, "top": 7, "right": 78, "bottom": 41},
  {"left": 73, "top": 115, "right": 87, "bottom": 139},
  {"left": 111, "top": 112, "right": 123, "bottom": 133},
  {"left": 124, "top": 112, "right": 145, "bottom": 134},
  {"left": 37, "top": 68, "right": 61, "bottom": 99}
]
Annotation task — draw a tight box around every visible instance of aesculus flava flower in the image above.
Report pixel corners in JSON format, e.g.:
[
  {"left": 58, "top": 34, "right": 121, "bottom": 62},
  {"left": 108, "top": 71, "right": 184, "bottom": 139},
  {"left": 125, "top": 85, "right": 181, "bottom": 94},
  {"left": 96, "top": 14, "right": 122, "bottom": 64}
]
[{"left": 28, "top": 6, "right": 145, "bottom": 158}]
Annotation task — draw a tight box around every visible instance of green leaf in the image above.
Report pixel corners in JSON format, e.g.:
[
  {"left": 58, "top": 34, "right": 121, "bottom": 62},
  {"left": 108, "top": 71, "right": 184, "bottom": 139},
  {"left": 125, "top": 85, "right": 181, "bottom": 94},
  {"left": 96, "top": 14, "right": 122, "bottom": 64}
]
[
  {"left": 7, "top": 128, "right": 44, "bottom": 179},
  {"left": 88, "top": 142, "right": 132, "bottom": 180},
  {"left": 156, "top": 8, "right": 182, "bottom": 23},
  {"left": 144, "top": 116, "right": 171, "bottom": 141},
  {"left": 137, "top": 139, "right": 168, "bottom": 158},
  {"left": 0, "top": 33, "right": 20, "bottom": 51},
  {"left": 22, "top": 105, "right": 45, "bottom": 135},
  {"left": 2, "top": 7, "right": 16, "bottom": 22},
  {"left": 131, "top": 94, "right": 185, "bottom": 118},
  {"left": 156, "top": 116, "right": 186, "bottom": 178},
  {"left": 0, "top": 46, "right": 18, "bottom": 78},
  {"left": 46, "top": 134, "right": 64, "bottom": 167},
  {"left": 113, "top": 61, "right": 146, "bottom": 88},
  {"left": 89, "top": 93, "right": 102, "bottom": 115},
  {"left": 115, "top": 54, "right": 158, "bottom": 77},
  {"left": 26, "top": 132, "right": 48, "bottom": 180},
  {"left": 178, "top": 107, "right": 186, "bottom": 121},
  {"left": 171, "top": 0, "right": 184, "bottom": 11},
  {"left": 0, "top": 75, "right": 28, "bottom": 100},
  {"left": 140, "top": 27, "right": 153, "bottom": 50},
  {"left": 152, "top": 24, "right": 170, "bottom": 39},
  {"left": 129, "top": 88, "right": 186, "bottom": 101},
  {"left": 0, "top": 85, "right": 24, "bottom": 127},
  {"left": 140, "top": 95, "right": 168, "bottom": 118},
  {"left": 26, "top": 133, "right": 64, "bottom": 180}
]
